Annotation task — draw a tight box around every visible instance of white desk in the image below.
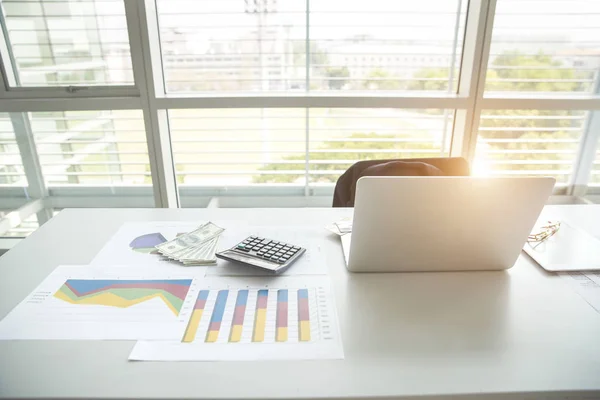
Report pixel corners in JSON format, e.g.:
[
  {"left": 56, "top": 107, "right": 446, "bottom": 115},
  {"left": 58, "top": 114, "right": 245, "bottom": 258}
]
[{"left": 1, "top": 205, "right": 600, "bottom": 399}]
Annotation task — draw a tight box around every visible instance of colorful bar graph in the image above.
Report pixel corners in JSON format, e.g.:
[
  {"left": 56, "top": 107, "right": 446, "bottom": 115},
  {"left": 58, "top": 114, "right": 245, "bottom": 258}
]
[
  {"left": 205, "top": 290, "right": 228, "bottom": 343},
  {"left": 252, "top": 289, "right": 268, "bottom": 342},
  {"left": 298, "top": 289, "right": 311, "bottom": 341},
  {"left": 182, "top": 290, "right": 209, "bottom": 343},
  {"left": 276, "top": 289, "right": 288, "bottom": 342},
  {"left": 229, "top": 290, "right": 249, "bottom": 342}
]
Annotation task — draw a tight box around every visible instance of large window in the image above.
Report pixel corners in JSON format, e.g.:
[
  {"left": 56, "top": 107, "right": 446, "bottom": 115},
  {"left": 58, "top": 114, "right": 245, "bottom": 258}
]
[{"left": 0, "top": 0, "right": 599, "bottom": 238}]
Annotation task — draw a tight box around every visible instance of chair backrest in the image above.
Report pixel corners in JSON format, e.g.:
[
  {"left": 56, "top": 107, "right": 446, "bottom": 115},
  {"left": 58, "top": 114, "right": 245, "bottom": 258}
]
[{"left": 332, "top": 157, "right": 470, "bottom": 207}]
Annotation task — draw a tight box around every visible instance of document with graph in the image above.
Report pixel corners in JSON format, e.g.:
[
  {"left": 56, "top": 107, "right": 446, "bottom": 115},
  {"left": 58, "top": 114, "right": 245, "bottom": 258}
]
[
  {"left": 129, "top": 276, "right": 343, "bottom": 361},
  {"left": 0, "top": 265, "right": 205, "bottom": 340}
]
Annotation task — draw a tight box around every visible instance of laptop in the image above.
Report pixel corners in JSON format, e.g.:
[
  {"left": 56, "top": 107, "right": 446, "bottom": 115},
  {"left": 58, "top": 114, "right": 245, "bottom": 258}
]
[{"left": 346, "top": 176, "right": 555, "bottom": 272}]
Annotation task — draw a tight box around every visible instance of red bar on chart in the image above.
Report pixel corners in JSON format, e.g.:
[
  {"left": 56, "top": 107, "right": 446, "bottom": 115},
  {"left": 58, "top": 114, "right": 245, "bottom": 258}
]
[
  {"left": 276, "top": 289, "right": 288, "bottom": 342},
  {"left": 298, "top": 289, "right": 310, "bottom": 341}
]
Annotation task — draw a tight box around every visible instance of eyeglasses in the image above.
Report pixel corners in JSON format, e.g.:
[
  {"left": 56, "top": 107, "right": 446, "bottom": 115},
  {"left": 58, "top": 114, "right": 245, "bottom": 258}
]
[{"left": 528, "top": 221, "right": 561, "bottom": 243}]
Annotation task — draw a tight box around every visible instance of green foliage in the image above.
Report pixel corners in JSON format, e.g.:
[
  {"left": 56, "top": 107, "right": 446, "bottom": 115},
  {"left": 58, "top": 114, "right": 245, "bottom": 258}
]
[
  {"left": 363, "top": 69, "right": 404, "bottom": 90},
  {"left": 487, "top": 53, "right": 584, "bottom": 92},
  {"left": 253, "top": 133, "right": 439, "bottom": 184},
  {"left": 325, "top": 66, "right": 350, "bottom": 90},
  {"left": 407, "top": 68, "right": 449, "bottom": 91}
]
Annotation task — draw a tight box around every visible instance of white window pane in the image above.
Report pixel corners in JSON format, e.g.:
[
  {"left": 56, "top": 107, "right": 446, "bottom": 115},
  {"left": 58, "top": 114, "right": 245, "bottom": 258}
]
[
  {"left": 473, "top": 110, "right": 588, "bottom": 185},
  {"left": 0, "top": 210, "right": 39, "bottom": 238},
  {"left": 170, "top": 109, "right": 307, "bottom": 186},
  {"left": 170, "top": 108, "right": 453, "bottom": 189},
  {"left": 0, "top": 113, "right": 27, "bottom": 187},
  {"left": 1, "top": 0, "right": 134, "bottom": 87},
  {"left": 485, "top": 0, "right": 600, "bottom": 94},
  {"left": 156, "top": 0, "right": 467, "bottom": 93},
  {"left": 25, "top": 110, "right": 151, "bottom": 187},
  {"left": 310, "top": 1, "right": 466, "bottom": 92}
]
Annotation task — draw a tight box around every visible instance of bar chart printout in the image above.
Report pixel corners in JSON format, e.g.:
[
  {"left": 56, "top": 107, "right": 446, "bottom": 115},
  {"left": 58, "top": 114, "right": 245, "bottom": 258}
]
[
  {"left": 0, "top": 266, "right": 198, "bottom": 340},
  {"left": 129, "top": 277, "right": 343, "bottom": 361}
]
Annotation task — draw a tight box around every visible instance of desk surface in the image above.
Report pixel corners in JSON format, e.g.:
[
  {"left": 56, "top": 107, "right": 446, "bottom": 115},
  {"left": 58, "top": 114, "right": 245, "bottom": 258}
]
[{"left": 1, "top": 206, "right": 600, "bottom": 399}]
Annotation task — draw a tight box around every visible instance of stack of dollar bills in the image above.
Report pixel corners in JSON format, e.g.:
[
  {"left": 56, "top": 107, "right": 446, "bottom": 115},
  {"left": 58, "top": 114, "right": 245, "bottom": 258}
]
[{"left": 155, "top": 222, "right": 224, "bottom": 265}]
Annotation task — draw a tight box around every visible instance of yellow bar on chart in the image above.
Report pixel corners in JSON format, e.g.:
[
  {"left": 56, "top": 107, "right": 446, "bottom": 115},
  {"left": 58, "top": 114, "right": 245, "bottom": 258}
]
[
  {"left": 229, "top": 325, "right": 243, "bottom": 342},
  {"left": 252, "top": 290, "right": 268, "bottom": 342},
  {"left": 182, "top": 309, "right": 204, "bottom": 343},
  {"left": 299, "top": 320, "right": 311, "bottom": 341},
  {"left": 182, "top": 290, "right": 209, "bottom": 343},
  {"left": 276, "top": 327, "right": 288, "bottom": 342}
]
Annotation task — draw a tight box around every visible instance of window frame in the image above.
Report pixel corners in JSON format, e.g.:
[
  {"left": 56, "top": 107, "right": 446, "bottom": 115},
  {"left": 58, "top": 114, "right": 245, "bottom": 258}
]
[{"left": 0, "top": 0, "right": 138, "bottom": 98}]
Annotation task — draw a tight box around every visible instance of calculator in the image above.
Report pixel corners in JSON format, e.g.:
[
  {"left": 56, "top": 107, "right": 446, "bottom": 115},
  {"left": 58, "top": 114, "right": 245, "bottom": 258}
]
[{"left": 216, "top": 235, "right": 306, "bottom": 274}]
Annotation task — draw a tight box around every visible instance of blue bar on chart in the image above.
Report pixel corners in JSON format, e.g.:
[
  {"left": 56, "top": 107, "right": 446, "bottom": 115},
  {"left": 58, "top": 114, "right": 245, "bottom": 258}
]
[{"left": 205, "top": 290, "right": 228, "bottom": 343}]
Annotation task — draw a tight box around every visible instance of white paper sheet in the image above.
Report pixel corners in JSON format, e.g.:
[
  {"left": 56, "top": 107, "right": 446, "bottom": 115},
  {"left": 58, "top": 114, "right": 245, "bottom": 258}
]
[
  {"left": 206, "top": 227, "right": 328, "bottom": 276},
  {"left": 559, "top": 271, "right": 600, "bottom": 314},
  {"left": 0, "top": 265, "right": 205, "bottom": 340},
  {"left": 524, "top": 221, "right": 600, "bottom": 271},
  {"left": 91, "top": 221, "right": 204, "bottom": 269},
  {"left": 129, "top": 276, "right": 344, "bottom": 361}
]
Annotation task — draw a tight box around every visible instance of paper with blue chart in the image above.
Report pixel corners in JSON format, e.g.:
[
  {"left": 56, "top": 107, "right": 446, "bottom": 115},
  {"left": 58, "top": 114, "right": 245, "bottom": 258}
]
[{"left": 129, "top": 276, "right": 343, "bottom": 361}]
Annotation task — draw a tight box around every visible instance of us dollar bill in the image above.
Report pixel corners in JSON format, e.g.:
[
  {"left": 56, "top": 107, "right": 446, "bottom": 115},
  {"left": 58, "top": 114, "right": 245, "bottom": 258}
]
[{"left": 156, "top": 222, "right": 224, "bottom": 257}]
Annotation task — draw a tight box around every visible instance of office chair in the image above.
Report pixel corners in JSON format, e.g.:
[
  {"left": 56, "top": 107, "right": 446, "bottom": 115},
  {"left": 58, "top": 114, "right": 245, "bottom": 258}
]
[{"left": 332, "top": 157, "right": 470, "bottom": 207}]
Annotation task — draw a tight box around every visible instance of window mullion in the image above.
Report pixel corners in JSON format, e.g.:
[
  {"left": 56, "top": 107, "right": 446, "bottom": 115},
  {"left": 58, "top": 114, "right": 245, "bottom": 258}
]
[
  {"left": 0, "top": 0, "right": 138, "bottom": 98},
  {"left": 305, "top": 0, "right": 310, "bottom": 196},
  {"left": 124, "top": 0, "right": 178, "bottom": 208},
  {"left": 10, "top": 112, "right": 47, "bottom": 200},
  {"left": 569, "top": 73, "right": 600, "bottom": 196},
  {"left": 450, "top": 0, "right": 497, "bottom": 164},
  {"left": 0, "top": 4, "right": 17, "bottom": 92}
]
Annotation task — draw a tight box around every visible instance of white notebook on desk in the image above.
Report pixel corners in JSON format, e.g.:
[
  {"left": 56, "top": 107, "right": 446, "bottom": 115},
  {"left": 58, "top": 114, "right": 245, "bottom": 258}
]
[{"left": 523, "top": 221, "right": 600, "bottom": 272}]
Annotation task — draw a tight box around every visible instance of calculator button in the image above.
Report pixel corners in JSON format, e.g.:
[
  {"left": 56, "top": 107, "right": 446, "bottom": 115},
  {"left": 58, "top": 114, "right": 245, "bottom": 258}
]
[
  {"left": 261, "top": 239, "right": 271, "bottom": 245},
  {"left": 278, "top": 257, "right": 287, "bottom": 263}
]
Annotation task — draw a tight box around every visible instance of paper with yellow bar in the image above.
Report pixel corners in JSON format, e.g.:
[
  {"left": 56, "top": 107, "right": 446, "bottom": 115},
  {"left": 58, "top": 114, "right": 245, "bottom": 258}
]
[{"left": 129, "top": 276, "right": 343, "bottom": 361}]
